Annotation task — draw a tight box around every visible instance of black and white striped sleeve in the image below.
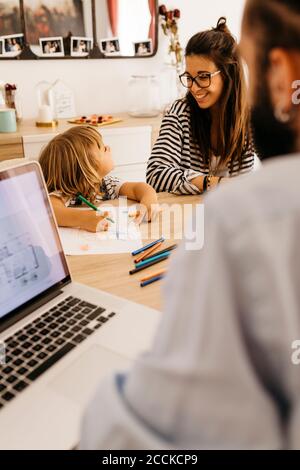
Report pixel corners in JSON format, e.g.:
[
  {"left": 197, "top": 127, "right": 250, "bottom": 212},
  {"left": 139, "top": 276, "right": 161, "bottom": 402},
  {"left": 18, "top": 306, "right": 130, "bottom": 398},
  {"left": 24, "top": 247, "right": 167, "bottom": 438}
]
[
  {"left": 101, "top": 175, "right": 123, "bottom": 200},
  {"left": 146, "top": 112, "right": 204, "bottom": 195}
]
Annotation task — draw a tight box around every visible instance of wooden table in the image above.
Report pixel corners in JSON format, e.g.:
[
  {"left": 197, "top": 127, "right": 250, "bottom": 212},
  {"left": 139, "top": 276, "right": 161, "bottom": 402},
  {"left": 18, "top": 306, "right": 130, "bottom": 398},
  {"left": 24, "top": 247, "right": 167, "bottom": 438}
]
[{"left": 68, "top": 193, "right": 202, "bottom": 311}]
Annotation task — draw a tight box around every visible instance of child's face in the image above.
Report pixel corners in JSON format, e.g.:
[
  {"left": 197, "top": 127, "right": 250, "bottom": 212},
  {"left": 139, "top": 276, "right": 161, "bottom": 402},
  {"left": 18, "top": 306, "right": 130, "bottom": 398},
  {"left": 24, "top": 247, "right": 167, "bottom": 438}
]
[
  {"left": 185, "top": 55, "right": 224, "bottom": 110},
  {"left": 92, "top": 141, "right": 114, "bottom": 177}
]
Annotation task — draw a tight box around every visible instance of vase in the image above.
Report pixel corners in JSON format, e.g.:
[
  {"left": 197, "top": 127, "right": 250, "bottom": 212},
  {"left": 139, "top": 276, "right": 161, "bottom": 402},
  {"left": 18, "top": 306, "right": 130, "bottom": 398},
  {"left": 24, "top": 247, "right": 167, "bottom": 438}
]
[{"left": 128, "top": 75, "right": 161, "bottom": 118}]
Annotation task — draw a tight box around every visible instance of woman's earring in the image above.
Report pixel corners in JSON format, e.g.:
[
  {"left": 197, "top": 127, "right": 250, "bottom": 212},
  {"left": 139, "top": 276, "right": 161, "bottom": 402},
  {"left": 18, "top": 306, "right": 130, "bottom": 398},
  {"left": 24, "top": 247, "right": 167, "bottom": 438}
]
[{"left": 274, "top": 105, "right": 291, "bottom": 124}]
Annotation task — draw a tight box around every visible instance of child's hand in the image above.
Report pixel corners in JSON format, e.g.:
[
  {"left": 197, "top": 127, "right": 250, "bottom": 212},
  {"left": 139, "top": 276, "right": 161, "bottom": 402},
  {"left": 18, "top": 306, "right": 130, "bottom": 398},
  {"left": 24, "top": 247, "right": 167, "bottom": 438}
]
[
  {"left": 135, "top": 194, "right": 159, "bottom": 223},
  {"left": 118, "top": 182, "right": 159, "bottom": 223},
  {"left": 82, "top": 211, "right": 110, "bottom": 232}
]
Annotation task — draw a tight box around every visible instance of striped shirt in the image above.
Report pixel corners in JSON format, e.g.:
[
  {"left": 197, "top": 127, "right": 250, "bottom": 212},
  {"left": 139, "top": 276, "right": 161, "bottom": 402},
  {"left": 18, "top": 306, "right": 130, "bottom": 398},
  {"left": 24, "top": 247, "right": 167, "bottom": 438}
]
[
  {"left": 49, "top": 175, "right": 123, "bottom": 207},
  {"left": 146, "top": 99, "right": 257, "bottom": 194}
]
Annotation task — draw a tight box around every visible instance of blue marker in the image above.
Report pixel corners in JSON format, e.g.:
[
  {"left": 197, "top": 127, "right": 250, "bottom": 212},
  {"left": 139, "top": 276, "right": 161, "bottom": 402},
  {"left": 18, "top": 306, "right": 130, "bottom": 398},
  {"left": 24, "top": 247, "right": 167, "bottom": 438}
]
[
  {"left": 140, "top": 274, "right": 165, "bottom": 287},
  {"left": 131, "top": 237, "right": 164, "bottom": 256}
]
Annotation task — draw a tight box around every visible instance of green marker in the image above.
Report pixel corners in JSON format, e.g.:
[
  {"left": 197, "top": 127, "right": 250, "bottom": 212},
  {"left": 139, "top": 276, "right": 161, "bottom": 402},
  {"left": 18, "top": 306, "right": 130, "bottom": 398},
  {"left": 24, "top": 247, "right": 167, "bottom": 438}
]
[{"left": 77, "top": 193, "right": 115, "bottom": 223}]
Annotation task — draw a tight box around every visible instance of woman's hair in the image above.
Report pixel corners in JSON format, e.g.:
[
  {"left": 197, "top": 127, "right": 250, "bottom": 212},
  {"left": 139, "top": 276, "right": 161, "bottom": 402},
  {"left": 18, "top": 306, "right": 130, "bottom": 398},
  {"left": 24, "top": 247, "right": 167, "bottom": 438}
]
[
  {"left": 39, "top": 125, "right": 103, "bottom": 202},
  {"left": 185, "top": 17, "right": 249, "bottom": 172}
]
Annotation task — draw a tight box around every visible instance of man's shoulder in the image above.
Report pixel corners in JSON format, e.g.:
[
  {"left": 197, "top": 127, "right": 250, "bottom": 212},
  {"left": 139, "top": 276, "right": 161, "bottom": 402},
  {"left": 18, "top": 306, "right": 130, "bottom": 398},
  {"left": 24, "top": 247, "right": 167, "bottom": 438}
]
[{"left": 208, "top": 154, "right": 300, "bottom": 230}]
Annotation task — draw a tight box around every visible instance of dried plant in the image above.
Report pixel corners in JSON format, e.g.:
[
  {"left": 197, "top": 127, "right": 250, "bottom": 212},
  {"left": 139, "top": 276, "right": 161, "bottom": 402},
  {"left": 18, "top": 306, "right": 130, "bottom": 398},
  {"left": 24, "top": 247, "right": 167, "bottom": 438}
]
[{"left": 159, "top": 5, "right": 183, "bottom": 72}]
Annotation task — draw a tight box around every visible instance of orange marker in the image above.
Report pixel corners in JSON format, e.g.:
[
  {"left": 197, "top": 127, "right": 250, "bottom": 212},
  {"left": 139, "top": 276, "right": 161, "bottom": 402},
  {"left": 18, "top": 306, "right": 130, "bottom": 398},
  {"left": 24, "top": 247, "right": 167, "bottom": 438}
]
[
  {"left": 140, "top": 269, "right": 166, "bottom": 283},
  {"left": 134, "top": 242, "right": 163, "bottom": 264}
]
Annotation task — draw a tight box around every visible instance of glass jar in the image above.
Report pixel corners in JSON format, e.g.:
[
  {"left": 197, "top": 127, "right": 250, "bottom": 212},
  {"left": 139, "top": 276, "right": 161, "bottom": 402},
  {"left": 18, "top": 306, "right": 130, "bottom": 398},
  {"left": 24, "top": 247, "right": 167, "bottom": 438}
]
[
  {"left": 128, "top": 75, "right": 160, "bottom": 117},
  {"left": 160, "top": 63, "right": 186, "bottom": 114}
]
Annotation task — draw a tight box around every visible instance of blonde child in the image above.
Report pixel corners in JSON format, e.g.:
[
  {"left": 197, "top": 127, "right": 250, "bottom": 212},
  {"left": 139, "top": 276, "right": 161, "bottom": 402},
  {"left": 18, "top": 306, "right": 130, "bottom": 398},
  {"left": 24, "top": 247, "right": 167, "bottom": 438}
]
[{"left": 39, "top": 125, "right": 158, "bottom": 232}]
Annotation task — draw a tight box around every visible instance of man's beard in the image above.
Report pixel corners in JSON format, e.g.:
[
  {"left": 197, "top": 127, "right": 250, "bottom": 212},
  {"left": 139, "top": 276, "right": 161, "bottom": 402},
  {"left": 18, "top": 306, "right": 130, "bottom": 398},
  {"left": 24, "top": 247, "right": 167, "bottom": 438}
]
[{"left": 251, "top": 82, "right": 297, "bottom": 161}]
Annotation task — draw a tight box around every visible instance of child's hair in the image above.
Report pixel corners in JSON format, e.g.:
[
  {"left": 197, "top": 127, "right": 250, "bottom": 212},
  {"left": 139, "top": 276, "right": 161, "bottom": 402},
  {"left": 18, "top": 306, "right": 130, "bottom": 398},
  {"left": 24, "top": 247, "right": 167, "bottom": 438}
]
[
  {"left": 39, "top": 125, "right": 103, "bottom": 202},
  {"left": 185, "top": 17, "right": 249, "bottom": 172}
]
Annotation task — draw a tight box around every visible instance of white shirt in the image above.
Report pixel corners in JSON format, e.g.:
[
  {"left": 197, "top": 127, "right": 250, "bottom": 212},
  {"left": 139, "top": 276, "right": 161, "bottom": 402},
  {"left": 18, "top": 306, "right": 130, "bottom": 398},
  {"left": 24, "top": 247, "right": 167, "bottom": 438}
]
[{"left": 80, "top": 154, "right": 300, "bottom": 449}]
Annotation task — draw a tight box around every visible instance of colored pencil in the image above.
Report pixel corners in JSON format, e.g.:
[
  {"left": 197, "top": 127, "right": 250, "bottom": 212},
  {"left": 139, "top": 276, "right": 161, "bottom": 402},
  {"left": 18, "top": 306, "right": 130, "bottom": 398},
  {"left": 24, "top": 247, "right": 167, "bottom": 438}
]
[
  {"left": 140, "top": 244, "right": 177, "bottom": 263},
  {"left": 140, "top": 274, "right": 165, "bottom": 287},
  {"left": 76, "top": 193, "right": 115, "bottom": 223},
  {"left": 140, "top": 269, "right": 166, "bottom": 282},
  {"left": 135, "top": 251, "right": 172, "bottom": 268},
  {"left": 131, "top": 237, "right": 164, "bottom": 256},
  {"left": 134, "top": 242, "right": 163, "bottom": 263},
  {"left": 129, "top": 254, "right": 169, "bottom": 274}
]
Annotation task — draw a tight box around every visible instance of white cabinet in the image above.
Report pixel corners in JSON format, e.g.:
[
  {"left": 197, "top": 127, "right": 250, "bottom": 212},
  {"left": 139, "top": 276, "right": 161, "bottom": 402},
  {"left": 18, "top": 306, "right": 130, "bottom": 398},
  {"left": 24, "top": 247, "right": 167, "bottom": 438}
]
[
  {"left": 22, "top": 125, "right": 152, "bottom": 182},
  {"left": 22, "top": 133, "right": 54, "bottom": 160},
  {"left": 101, "top": 126, "right": 151, "bottom": 182}
]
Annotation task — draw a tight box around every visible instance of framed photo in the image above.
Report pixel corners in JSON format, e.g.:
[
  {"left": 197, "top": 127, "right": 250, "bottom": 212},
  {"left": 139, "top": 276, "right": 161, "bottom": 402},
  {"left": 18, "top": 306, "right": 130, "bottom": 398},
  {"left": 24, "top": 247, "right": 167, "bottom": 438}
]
[
  {"left": 0, "top": 39, "right": 4, "bottom": 56},
  {"left": 39, "top": 37, "right": 64, "bottom": 57},
  {"left": 24, "top": 0, "right": 85, "bottom": 46},
  {"left": 100, "top": 37, "right": 120, "bottom": 56},
  {"left": 0, "top": 2, "right": 21, "bottom": 36},
  {"left": 71, "top": 36, "right": 93, "bottom": 57},
  {"left": 133, "top": 39, "right": 153, "bottom": 56},
  {"left": 1, "top": 34, "right": 24, "bottom": 57}
]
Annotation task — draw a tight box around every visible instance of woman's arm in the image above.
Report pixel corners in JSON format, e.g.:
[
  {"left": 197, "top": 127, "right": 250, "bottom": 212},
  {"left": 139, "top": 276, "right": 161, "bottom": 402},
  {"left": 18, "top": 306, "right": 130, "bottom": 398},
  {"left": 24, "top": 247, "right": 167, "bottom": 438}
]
[
  {"left": 50, "top": 196, "right": 109, "bottom": 232},
  {"left": 146, "top": 110, "right": 204, "bottom": 195}
]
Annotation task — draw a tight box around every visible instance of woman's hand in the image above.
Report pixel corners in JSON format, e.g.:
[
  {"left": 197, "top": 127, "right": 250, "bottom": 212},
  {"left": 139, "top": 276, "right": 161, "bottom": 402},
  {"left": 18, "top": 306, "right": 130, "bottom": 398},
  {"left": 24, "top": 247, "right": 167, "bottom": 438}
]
[{"left": 208, "top": 176, "right": 230, "bottom": 191}]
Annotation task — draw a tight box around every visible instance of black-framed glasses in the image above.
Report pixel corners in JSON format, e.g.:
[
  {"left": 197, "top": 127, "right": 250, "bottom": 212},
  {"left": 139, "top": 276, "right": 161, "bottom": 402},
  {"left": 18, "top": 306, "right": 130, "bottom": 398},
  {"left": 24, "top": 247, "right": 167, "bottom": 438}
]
[{"left": 179, "top": 70, "right": 221, "bottom": 89}]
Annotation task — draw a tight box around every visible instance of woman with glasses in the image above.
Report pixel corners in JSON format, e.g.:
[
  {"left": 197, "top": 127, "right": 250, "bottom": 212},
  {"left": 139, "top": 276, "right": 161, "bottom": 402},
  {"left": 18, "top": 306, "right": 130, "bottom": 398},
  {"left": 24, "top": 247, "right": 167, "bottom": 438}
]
[{"left": 146, "top": 17, "right": 259, "bottom": 194}]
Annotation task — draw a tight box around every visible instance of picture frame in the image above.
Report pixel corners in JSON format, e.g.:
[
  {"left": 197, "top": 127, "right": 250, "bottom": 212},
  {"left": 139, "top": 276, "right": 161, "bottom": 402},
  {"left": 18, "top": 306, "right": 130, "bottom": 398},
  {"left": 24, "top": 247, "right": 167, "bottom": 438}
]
[
  {"left": 100, "top": 37, "right": 120, "bottom": 56},
  {"left": 133, "top": 39, "right": 153, "bottom": 56},
  {"left": 0, "top": 39, "right": 4, "bottom": 56},
  {"left": 39, "top": 37, "right": 65, "bottom": 57},
  {"left": 70, "top": 36, "right": 93, "bottom": 57},
  {"left": 24, "top": 0, "right": 85, "bottom": 46},
  {"left": 1, "top": 34, "right": 24, "bottom": 57}
]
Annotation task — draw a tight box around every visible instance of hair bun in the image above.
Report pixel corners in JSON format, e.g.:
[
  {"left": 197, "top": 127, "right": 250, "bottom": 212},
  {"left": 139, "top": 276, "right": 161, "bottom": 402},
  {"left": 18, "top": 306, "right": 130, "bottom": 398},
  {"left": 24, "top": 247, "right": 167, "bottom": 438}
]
[{"left": 215, "top": 17, "right": 229, "bottom": 33}]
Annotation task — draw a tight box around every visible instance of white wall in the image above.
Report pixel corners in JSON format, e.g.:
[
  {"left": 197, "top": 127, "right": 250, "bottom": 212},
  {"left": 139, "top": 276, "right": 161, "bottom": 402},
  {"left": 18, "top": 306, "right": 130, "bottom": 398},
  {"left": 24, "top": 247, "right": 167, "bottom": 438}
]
[{"left": 0, "top": 0, "right": 246, "bottom": 119}]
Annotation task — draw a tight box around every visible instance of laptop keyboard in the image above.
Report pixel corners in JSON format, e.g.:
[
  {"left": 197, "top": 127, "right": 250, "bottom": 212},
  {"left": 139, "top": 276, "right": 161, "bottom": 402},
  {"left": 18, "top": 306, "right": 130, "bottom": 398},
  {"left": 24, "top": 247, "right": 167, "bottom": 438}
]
[{"left": 0, "top": 296, "right": 117, "bottom": 410}]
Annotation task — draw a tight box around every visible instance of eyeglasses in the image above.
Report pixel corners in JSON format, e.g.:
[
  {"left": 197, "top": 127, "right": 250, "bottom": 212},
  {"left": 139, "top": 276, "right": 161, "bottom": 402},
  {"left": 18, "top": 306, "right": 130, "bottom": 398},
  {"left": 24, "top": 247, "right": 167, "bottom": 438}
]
[{"left": 179, "top": 70, "right": 221, "bottom": 89}]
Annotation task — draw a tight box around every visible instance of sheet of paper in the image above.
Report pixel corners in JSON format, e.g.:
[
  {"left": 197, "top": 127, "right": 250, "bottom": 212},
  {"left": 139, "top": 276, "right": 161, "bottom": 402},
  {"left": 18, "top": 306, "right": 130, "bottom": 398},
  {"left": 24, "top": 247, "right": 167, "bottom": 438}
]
[{"left": 58, "top": 205, "right": 143, "bottom": 255}]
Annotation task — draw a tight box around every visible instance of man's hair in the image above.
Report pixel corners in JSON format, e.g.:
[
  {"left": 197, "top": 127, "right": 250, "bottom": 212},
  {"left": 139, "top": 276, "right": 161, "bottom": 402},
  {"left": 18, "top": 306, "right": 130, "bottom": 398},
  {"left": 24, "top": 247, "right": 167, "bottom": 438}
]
[
  {"left": 39, "top": 126, "right": 104, "bottom": 202},
  {"left": 244, "top": 0, "right": 300, "bottom": 160},
  {"left": 245, "top": 0, "right": 300, "bottom": 59}
]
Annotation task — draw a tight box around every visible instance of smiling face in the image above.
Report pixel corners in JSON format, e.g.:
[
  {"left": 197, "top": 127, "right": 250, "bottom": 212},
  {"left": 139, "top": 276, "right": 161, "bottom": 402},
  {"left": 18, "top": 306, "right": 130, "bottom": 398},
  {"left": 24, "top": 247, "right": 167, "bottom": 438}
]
[{"left": 185, "top": 55, "right": 224, "bottom": 110}]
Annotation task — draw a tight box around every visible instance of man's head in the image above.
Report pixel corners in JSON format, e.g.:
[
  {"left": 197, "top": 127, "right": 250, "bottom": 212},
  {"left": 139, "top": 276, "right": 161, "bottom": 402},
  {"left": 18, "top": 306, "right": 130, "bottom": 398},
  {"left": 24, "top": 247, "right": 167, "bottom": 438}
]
[{"left": 240, "top": 0, "right": 300, "bottom": 160}]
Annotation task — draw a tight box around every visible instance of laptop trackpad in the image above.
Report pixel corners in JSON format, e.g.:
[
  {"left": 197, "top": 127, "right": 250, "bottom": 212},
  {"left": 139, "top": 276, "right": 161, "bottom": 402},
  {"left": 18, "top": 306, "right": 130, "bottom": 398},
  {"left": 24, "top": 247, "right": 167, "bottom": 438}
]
[{"left": 50, "top": 345, "right": 131, "bottom": 407}]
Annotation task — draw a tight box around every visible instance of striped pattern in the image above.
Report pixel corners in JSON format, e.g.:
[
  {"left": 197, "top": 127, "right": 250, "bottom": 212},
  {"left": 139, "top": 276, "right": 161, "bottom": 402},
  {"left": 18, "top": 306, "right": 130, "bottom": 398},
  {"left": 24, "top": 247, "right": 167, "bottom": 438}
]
[
  {"left": 146, "top": 99, "right": 257, "bottom": 194},
  {"left": 100, "top": 175, "right": 123, "bottom": 201}
]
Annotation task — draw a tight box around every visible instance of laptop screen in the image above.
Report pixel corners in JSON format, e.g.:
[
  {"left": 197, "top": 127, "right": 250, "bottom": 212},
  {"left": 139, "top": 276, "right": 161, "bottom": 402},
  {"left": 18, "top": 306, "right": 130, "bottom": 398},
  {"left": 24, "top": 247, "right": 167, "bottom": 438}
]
[{"left": 0, "top": 162, "right": 70, "bottom": 324}]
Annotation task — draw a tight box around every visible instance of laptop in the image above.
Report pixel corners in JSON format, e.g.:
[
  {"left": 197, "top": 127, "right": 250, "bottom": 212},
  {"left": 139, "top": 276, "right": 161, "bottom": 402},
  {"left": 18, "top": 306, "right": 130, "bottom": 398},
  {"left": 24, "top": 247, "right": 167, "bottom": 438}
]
[{"left": 0, "top": 161, "right": 160, "bottom": 450}]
